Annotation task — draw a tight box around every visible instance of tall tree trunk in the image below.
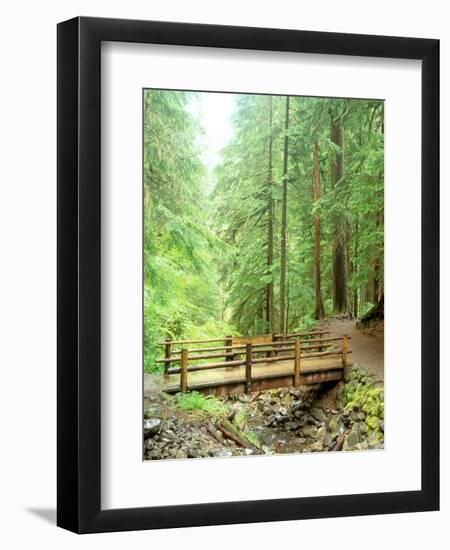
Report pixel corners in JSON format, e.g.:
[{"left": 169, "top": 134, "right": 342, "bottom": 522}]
[
  {"left": 266, "top": 96, "right": 275, "bottom": 333},
  {"left": 330, "top": 114, "right": 348, "bottom": 314},
  {"left": 279, "top": 96, "right": 290, "bottom": 334},
  {"left": 372, "top": 109, "right": 384, "bottom": 304},
  {"left": 353, "top": 217, "right": 359, "bottom": 318},
  {"left": 313, "top": 142, "right": 325, "bottom": 320}
]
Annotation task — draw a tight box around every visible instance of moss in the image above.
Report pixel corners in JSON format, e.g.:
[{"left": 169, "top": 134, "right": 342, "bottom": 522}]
[
  {"left": 341, "top": 367, "right": 384, "bottom": 435},
  {"left": 366, "top": 415, "right": 379, "bottom": 431}
]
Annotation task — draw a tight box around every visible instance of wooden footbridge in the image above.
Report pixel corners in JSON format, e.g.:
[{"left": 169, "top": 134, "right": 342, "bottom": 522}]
[{"left": 155, "top": 331, "right": 351, "bottom": 396}]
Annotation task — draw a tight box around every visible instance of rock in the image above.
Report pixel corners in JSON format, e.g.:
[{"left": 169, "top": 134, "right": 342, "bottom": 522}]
[
  {"left": 144, "top": 438, "right": 154, "bottom": 450},
  {"left": 175, "top": 450, "right": 187, "bottom": 459},
  {"left": 317, "top": 426, "right": 326, "bottom": 439},
  {"left": 144, "top": 418, "right": 161, "bottom": 439},
  {"left": 294, "top": 400, "right": 311, "bottom": 412},
  {"left": 335, "top": 381, "right": 345, "bottom": 403},
  {"left": 354, "top": 421, "right": 366, "bottom": 435},
  {"left": 310, "top": 407, "right": 327, "bottom": 422},
  {"left": 324, "top": 432, "right": 335, "bottom": 448},
  {"left": 258, "top": 429, "right": 277, "bottom": 446},
  {"left": 351, "top": 411, "right": 365, "bottom": 422},
  {"left": 285, "top": 421, "right": 300, "bottom": 431},
  {"left": 302, "top": 425, "right": 318, "bottom": 438},
  {"left": 145, "top": 450, "right": 160, "bottom": 460},
  {"left": 144, "top": 405, "right": 161, "bottom": 418},
  {"left": 212, "top": 449, "right": 233, "bottom": 458},
  {"left": 327, "top": 415, "right": 338, "bottom": 432},
  {"left": 310, "top": 440, "right": 324, "bottom": 452},
  {"left": 303, "top": 414, "right": 318, "bottom": 426},
  {"left": 343, "top": 428, "right": 362, "bottom": 450}
]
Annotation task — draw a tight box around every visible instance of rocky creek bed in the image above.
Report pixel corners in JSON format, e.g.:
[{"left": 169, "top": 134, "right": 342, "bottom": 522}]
[{"left": 144, "top": 366, "right": 384, "bottom": 460}]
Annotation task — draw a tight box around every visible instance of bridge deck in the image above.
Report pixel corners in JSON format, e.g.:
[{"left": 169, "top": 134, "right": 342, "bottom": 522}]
[{"left": 149, "top": 355, "right": 346, "bottom": 396}]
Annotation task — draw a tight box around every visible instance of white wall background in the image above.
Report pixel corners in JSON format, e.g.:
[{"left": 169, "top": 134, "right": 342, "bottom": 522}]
[{"left": 0, "top": 0, "right": 447, "bottom": 547}]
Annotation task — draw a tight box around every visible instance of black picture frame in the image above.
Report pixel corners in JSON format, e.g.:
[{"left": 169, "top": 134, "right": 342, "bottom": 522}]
[{"left": 57, "top": 16, "right": 439, "bottom": 534}]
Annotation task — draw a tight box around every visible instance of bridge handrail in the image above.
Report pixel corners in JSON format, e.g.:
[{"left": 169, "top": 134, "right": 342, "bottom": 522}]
[
  {"left": 155, "top": 336, "right": 349, "bottom": 364},
  {"left": 168, "top": 335, "right": 346, "bottom": 354},
  {"left": 170, "top": 335, "right": 351, "bottom": 392},
  {"left": 156, "top": 343, "right": 336, "bottom": 364},
  {"left": 157, "top": 330, "right": 328, "bottom": 346}
]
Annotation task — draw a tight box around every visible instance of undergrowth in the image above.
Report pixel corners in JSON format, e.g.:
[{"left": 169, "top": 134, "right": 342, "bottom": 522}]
[{"left": 175, "top": 391, "right": 229, "bottom": 417}]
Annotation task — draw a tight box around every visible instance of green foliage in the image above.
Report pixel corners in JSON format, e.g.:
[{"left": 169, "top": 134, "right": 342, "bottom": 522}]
[
  {"left": 143, "top": 91, "right": 384, "bottom": 369},
  {"left": 175, "top": 391, "right": 228, "bottom": 417},
  {"left": 342, "top": 367, "right": 384, "bottom": 439}
]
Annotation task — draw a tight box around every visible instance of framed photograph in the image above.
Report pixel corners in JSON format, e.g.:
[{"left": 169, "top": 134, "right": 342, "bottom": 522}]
[{"left": 57, "top": 17, "right": 439, "bottom": 533}]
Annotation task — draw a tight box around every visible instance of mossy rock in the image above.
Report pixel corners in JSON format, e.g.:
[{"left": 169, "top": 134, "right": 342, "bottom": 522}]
[{"left": 366, "top": 415, "right": 379, "bottom": 431}]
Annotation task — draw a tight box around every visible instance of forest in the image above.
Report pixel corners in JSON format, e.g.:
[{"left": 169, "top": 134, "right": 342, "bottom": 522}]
[{"left": 143, "top": 90, "right": 384, "bottom": 373}]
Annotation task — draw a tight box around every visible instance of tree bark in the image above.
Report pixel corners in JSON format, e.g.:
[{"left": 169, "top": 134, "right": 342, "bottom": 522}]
[
  {"left": 279, "top": 96, "right": 290, "bottom": 334},
  {"left": 313, "top": 142, "right": 325, "bottom": 320},
  {"left": 330, "top": 113, "right": 348, "bottom": 314},
  {"left": 353, "top": 217, "right": 359, "bottom": 318},
  {"left": 266, "top": 96, "right": 275, "bottom": 333}
]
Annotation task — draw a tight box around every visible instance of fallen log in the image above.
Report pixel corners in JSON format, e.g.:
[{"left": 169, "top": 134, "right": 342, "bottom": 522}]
[
  {"left": 249, "top": 391, "right": 260, "bottom": 403},
  {"left": 217, "top": 423, "right": 250, "bottom": 448},
  {"left": 206, "top": 424, "right": 225, "bottom": 445}
]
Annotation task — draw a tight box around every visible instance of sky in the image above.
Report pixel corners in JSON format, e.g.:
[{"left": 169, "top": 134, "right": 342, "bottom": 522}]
[{"left": 189, "top": 92, "right": 236, "bottom": 183}]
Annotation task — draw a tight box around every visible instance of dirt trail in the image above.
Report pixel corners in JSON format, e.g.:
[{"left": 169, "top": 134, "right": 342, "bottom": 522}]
[{"left": 318, "top": 318, "right": 384, "bottom": 382}]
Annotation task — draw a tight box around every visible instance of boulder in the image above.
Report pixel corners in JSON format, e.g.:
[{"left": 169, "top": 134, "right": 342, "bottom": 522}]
[
  {"left": 310, "top": 407, "right": 327, "bottom": 422},
  {"left": 343, "top": 427, "right": 362, "bottom": 451},
  {"left": 144, "top": 418, "right": 161, "bottom": 439},
  {"left": 302, "top": 425, "right": 318, "bottom": 438}
]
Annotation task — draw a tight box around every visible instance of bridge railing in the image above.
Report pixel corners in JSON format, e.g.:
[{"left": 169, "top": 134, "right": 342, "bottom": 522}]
[
  {"left": 156, "top": 331, "right": 330, "bottom": 373},
  {"left": 156, "top": 333, "right": 351, "bottom": 393}
]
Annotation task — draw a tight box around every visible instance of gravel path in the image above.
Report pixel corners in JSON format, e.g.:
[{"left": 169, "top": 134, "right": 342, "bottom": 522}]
[{"left": 318, "top": 318, "right": 384, "bottom": 382}]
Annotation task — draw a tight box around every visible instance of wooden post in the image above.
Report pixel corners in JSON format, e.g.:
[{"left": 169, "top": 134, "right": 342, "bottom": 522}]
[
  {"left": 272, "top": 333, "right": 277, "bottom": 357},
  {"left": 225, "top": 334, "right": 233, "bottom": 369},
  {"left": 294, "top": 338, "right": 301, "bottom": 387},
  {"left": 225, "top": 335, "right": 233, "bottom": 358},
  {"left": 245, "top": 343, "right": 252, "bottom": 394},
  {"left": 164, "top": 339, "right": 172, "bottom": 379},
  {"left": 180, "top": 348, "right": 188, "bottom": 392},
  {"left": 341, "top": 335, "right": 348, "bottom": 368}
]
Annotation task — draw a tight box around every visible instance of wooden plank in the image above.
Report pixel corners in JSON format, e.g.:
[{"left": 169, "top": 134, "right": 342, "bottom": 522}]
[
  {"left": 294, "top": 339, "right": 301, "bottom": 386},
  {"left": 274, "top": 330, "right": 329, "bottom": 338},
  {"left": 342, "top": 335, "right": 348, "bottom": 367},
  {"left": 155, "top": 355, "right": 349, "bottom": 395},
  {"left": 156, "top": 343, "right": 333, "bottom": 362},
  {"left": 180, "top": 348, "right": 188, "bottom": 392},
  {"left": 168, "top": 359, "right": 245, "bottom": 374},
  {"left": 245, "top": 343, "right": 252, "bottom": 394},
  {"left": 164, "top": 339, "right": 172, "bottom": 377},
  {"left": 167, "top": 336, "right": 343, "bottom": 356},
  {"left": 232, "top": 334, "right": 273, "bottom": 345},
  {"left": 157, "top": 337, "right": 228, "bottom": 345},
  {"left": 157, "top": 352, "right": 236, "bottom": 364},
  {"left": 225, "top": 335, "right": 233, "bottom": 364},
  {"left": 252, "top": 349, "right": 351, "bottom": 364},
  {"left": 185, "top": 352, "right": 236, "bottom": 361},
  {"left": 157, "top": 368, "right": 343, "bottom": 395}
]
